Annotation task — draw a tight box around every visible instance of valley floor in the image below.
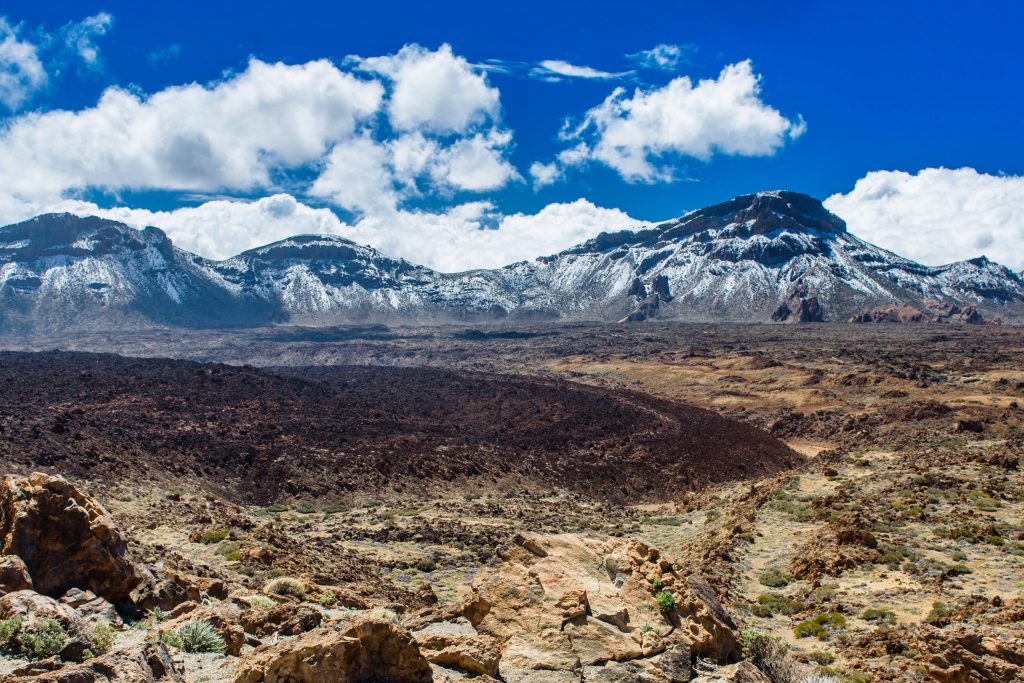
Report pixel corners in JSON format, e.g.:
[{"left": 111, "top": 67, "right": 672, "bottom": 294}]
[{"left": 0, "top": 322, "right": 1022, "bottom": 681}]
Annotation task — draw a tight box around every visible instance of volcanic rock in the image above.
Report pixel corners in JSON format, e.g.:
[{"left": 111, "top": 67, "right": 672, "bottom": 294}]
[{"left": 0, "top": 473, "right": 143, "bottom": 603}]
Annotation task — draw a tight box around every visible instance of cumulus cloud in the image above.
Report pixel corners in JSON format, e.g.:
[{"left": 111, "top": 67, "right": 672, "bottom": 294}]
[
  {"left": 0, "top": 17, "right": 47, "bottom": 110},
  {"left": 824, "top": 167, "right": 1024, "bottom": 271},
  {"left": 355, "top": 43, "right": 500, "bottom": 133},
  {"left": 540, "top": 60, "right": 804, "bottom": 183},
  {"left": 627, "top": 43, "right": 697, "bottom": 70},
  {"left": 532, "top": 60, "right": 630, "bottom": 81},
  {"left": 0, "top": 58, "right": 383, "bottom": 201}
]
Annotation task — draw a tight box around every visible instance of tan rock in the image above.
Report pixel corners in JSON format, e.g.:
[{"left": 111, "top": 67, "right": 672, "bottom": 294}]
[
  {"left": 0, "top": 473, "right": 143, "bottom": 603},
  {"left": 463, "top": 533, "right": 739, "bottom": 679},
  {"left": 0, "top": 589, "right": 82, "bottom": 633},
  {"left": 239, "top": 602, "right": 323, "bottom": 637},
  {"left": 691, "top": 661, "right": 772, "bottom": 682},
  {"left": 232, "top": 616, "right": 432, "bottom": 683},
  {"left": 0, "top": 643, "right": 184, "bottom": 682},
  {"left": 414, "top": 631, "right": 501, "bottom": 677}
]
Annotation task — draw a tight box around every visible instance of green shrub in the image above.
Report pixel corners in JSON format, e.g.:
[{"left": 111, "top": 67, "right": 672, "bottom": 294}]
[
  {"left": 159, "top": 629, "right": 184, "bottom": 649},
  {"left": 198, "top": 529, "right": 229, "bottom": 544},
  {"left": 925, "top": 601, "right": 949, "bottom": 626},
  {"left": 245, "top": 595, "right": 277, "bottom": 610},
  {"left": 758, "top": 568, "right": 793, "bottom": 588},
  {"left": 18, "top": 619, "right": 68, "bottom": 660},
  {"left": 90, "top": 624, "right": 117, "bottom": 654},
  {"left": 806, "top": 649, "right": 836, "bottom": 665},
  {"left": 951, "top": 550, "right": 968, "bottom": 561},
  {"left": 324, "top": 500, "right": 348, "bottom": 514},
  {"left": 176, "top": 620, "right": 226, "bottom": 654},
  {"left": 752, "top": 593, "right": 804, "bottom": 617},
  {"left": 317, "top": 590, "right": 338, "bottom": 608},
  {"left": 264, "top": 576, "right": 305, "bottom": 599},
  {"left": 654, "top": 591, "right": 676, "bottom": 613},
  {"left": 264, "top": 503, "right": 290, "bottom": 514},
  {"left": 295, "top": 502, "right": 316, "bottom": 514},
  {"left": 861, "top": 608, "right": 896, "bottom": 624},
  {"left": 415, "top": 556, "right": 437, "bottom": 572},
  {"left": 793, "top": 612, "right": 846, "bottom": 640},
  {"left": 875, "top": 544, "right": 913, "bottom": 566},
  {"left": 0, "top": 616, "right": 23, "bottom": 650}
]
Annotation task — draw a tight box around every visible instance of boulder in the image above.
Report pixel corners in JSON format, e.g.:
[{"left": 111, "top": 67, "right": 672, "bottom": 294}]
[
  {"left": 60, "top": 588, "right": 121, "bottom": 627},
  {"left": 232, "top": 616, "right": 432, "bottom": 683},
  {"left": 0, "top": 590, "right": 82, "bottom": 633},
  {"left": 414, "top": 630, "right": 501, "bottom": 677},
  {"left": 0, "top": 555, "right": 33, "bottom": 594},
  {"left": 133, "top": 567, "right": 226, "bottom": 612},
  {"left": 2, "top": 643, "right": 184, "bottom": 682},
  {"left": 463, "top": 534, "right": 740, "bottom": 680},
  {"left": 0, "top": 473, "right": 143, "bottom": 603},
  {"left": 239, "top": 602, "right": 323, "bottom": 637}
]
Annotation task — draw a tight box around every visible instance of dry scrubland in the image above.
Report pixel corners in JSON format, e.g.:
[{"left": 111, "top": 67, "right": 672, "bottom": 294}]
[{"left": 0, "top": 323, "right": 1021, "bottom": 682}]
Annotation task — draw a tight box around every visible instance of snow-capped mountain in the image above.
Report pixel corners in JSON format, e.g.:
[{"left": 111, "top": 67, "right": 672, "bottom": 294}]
[{"left": 1, "top": 191, "right": 1022, "bottom": 333}]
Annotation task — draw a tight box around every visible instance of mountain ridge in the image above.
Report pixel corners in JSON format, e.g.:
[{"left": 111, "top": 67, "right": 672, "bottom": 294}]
[{"left": 2, "top": 191, "right": 1022, "bottom": 333}]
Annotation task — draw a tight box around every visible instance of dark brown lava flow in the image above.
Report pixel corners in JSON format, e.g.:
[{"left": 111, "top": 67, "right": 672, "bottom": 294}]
[{"left": 0, "top": 352, "right": 801, "bottom": 503}]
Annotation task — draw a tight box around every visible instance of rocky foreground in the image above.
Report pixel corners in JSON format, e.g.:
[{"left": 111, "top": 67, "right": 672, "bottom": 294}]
[{"left": 0, "top": 471, "right": 768, "bottom": 682}]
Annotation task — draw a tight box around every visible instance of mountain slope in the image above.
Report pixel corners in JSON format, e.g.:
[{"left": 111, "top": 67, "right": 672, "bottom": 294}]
[{"left": 1, "top": 192, "right": 1022, "bottom": 333}]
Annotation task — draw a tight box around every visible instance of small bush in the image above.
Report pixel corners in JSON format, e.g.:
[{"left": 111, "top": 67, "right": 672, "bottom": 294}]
[
  {"left": 245, "top": 595, "right": 277, "bottom": 610},
  {"left": 862, "top": 608, "right": 896, "bottom": 624},
  {"left": 655, "top": 591, "right": 676, "bottom": 613},
  {"left": 793, "top": 612, "right": 847, "bottom": 640},
  {"left": 90, "top": 624, "right": 117, "bottom": 654},
  {"left": 324, "top": 500, "right": 348, "bottom": 514},
  {"left": 264, "top": 576, "right": 305, "bottom": 599},
  {"left": 758, "top": 568, "right": 793, "bottom": 588},
  {"left": 18, "top": 619, "right": 68, "bottom": 660},
  {"left": 317, "top": 590, "right": 338, "bottom": 608},
  {"left": 799, "top": 676, "right": 840, "bottom": 683},
  {"left": 415, "top": 556, "right": 437, "bottom": 572},
  {"left": 198, "top": 529, "right": 229, "bottom": 544},
  {"left": 159, "top": 629, "right": 184, "bottom": 649},
  {"left": 742, "top": 629, "right": 802, "bottom": 683},
  {"left": 0, "top": 616, "right": 23, "bottom": 650},
  {"left": 752, "top": 593, "right": 804, "bottom": 617},
  {"left": 925, "top": 601, "right": 949, "bottom": 626},
  {"left": 264, "top": 503, "right": 290, "bottom": 514},
  {"left": 806, "top": 649, "right": 836, "bottom": 665},
  {"left": 176, "top": 620, "right": 226, "bottom": 654},
  {"left": 295, "top": 502, "right": 316, "bottom": 514}
]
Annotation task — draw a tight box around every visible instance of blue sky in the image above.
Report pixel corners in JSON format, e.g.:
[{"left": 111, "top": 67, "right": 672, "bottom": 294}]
[{"left": 1, "top": 0, "right": 1023, "bottom": 270}]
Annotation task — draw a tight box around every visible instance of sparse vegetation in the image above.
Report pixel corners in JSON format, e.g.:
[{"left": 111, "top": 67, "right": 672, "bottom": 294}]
[
  {"left": 861, "top": 608, "right": 896, "bottom": 624},
  {"left": 264, "top": 576, "right": 305, "bottom": 598},
  {"left": 793, "top": 612, "right": 847, "bottom": 640},
  {"left": 90, "top": 623, "right": 117, "bottom": 654},
  {"left": 16, "top": 618, "right": 69, "bottom": 660},
  {"left": 198, "top": 528, "right": 229, "bottom": 544},
  {"left": 317, "top": 589, "right": 339, "bottom": 608},
  {"left": 752, "top": 593, "right": 804, "bottom": 617},
  {"left": 655, "top": 590, "right": 676, "bottom": 613},
  {"left": 175, "top": 620, "right": 227, "bottom": 654},
  {"left": 759, "top": 568, "right": 794, "bottom": 588}
]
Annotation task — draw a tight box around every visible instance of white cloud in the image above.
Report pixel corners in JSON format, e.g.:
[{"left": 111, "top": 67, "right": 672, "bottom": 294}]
[
  {"left": 0, "top": 58, "right": 383, "bottom": 201},
  {"left": 824, "top": 167, "right": 1024, "bottom": 271},
  {"left": 356, "top": 44, "right": 499, "bottom": 134},
  {"left": 431, "top": 130, "right": 519, "bottom": 191},
  {"left": 0, "top": 17, "right": 47, "bottom": 110},
  {"left": 542, "top": 60, "right": 804, "bottom": 183},
  {"left": 627, "top": 44, "right": 696, "bottom": 70},
  {"left": 345, "top": 198, "right": 643, "bottom": 271},
  {"left": 309, "top": 135, "right": 397, "bottom": 214},
  {"left": 533, "top": 60, "right": 630, "bottom": 80},
  {"left": 60, "top": 12, "right": 113, "bottom": 66}
]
